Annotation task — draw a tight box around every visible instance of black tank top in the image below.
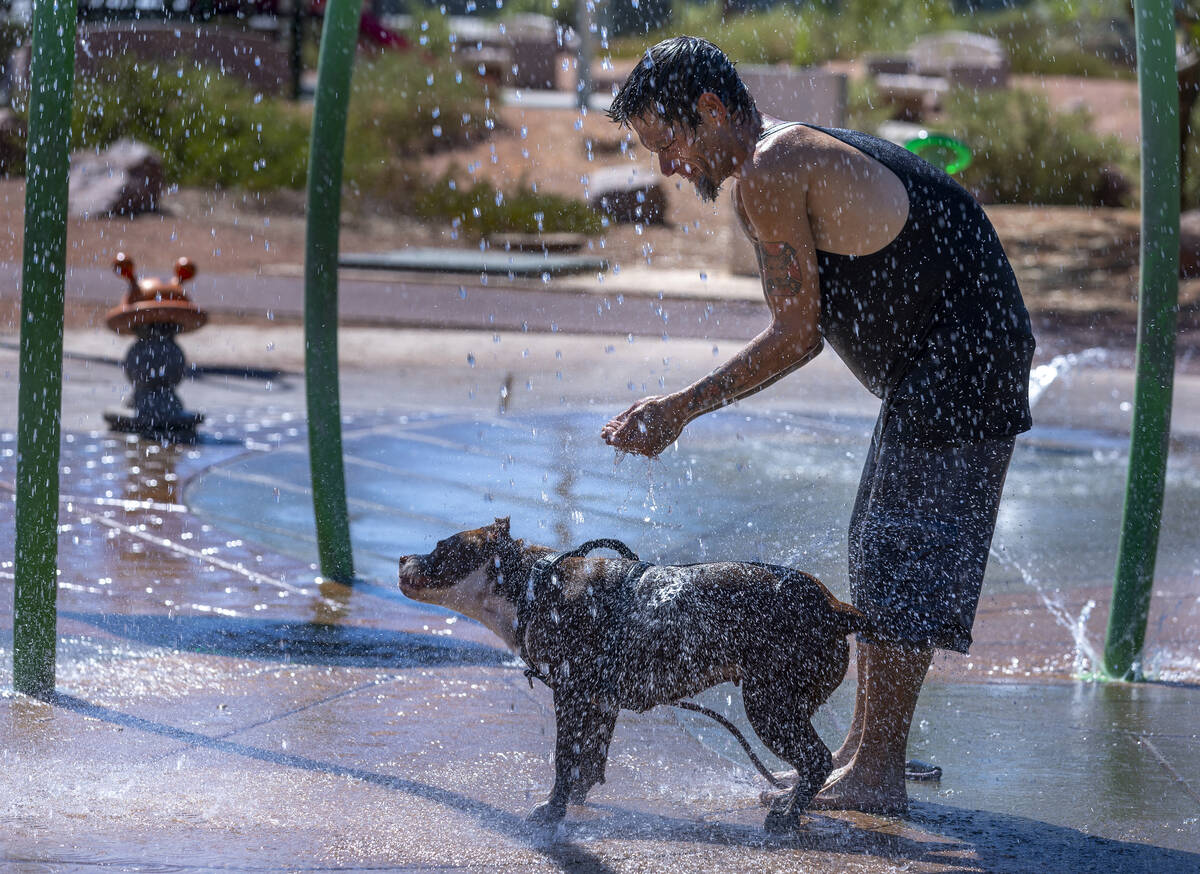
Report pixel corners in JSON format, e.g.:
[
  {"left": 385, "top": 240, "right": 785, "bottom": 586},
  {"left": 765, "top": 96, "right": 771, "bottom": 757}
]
[{"left": 761, "top": 123, "right": 1035, "bottom": 444}]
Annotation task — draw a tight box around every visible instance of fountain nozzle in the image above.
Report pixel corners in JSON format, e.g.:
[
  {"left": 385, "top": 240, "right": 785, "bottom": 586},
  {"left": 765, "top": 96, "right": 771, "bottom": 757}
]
[{"left": 104, "top": 252, "right": 207, "bottom": 440}]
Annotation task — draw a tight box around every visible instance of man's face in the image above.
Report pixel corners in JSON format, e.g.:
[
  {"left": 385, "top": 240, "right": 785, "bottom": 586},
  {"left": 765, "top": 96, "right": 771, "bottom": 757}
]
[{"left": 630, "top": 112, "right": 723, "bottom": 203}]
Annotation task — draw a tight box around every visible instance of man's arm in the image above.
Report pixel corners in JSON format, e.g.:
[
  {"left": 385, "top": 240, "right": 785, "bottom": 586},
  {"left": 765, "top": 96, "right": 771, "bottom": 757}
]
[
  {"left": 671, "top": 226, "right": 824, "bottom": 423},
  {"left": 601, "top": 180, "right": 823, "bottom": 456}
]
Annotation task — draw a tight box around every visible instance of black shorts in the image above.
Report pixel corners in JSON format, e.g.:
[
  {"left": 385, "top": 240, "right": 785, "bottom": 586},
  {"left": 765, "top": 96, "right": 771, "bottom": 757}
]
[{"left": 848, "top": 413, "right": 1015, "bottom": 653}]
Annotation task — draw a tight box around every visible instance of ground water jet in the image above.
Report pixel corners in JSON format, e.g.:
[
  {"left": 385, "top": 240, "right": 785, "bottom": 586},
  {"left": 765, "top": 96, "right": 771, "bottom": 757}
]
[
  {"left": 1027, "top": 347, "right": 1113, "bottom": 408},
  {"left": 991, "top": 546, "right": 1104, "bottom": 679}
]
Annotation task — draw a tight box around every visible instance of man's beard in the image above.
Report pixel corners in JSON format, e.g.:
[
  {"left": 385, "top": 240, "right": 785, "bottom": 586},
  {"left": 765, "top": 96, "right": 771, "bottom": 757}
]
[{"left": 692, "top": 173, "right": 722, "bottom": 203}]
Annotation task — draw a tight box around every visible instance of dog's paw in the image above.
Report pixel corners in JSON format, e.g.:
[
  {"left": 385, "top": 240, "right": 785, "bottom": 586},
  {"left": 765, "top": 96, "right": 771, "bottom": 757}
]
[
  {"left": 763, "top": 795, "right": 807, "bottom": 835},
  {"left": 764, "top": 806, "right": 806, "bottom": 834},
  {"left": 527, "top": 800, "right": 567, "bottom": 826}
]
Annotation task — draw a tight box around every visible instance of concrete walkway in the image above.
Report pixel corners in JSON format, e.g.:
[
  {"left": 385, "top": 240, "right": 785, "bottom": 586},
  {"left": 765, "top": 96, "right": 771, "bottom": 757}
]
[{"left": 2, "top": 268, "right": 1199, "bottom": 871}]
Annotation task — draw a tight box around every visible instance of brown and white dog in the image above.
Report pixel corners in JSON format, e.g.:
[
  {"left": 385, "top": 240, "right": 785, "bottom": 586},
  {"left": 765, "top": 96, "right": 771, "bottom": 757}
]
[{"left": 398, "top": 517, "right": 869, "bottom": 833}]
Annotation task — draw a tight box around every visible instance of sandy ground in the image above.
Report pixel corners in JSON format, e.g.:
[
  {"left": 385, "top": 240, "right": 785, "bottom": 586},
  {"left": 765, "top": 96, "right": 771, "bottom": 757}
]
[{"left": 3, "top": 80, "right": 1199, "bottom": 354}]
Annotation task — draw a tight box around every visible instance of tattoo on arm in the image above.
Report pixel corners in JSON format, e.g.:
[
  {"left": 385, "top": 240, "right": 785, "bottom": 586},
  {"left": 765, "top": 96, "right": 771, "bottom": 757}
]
[
  {"left": 671, "top": 221, "right": 822, "bottom": 422},
  {"left": 756, "top": 240, "right": 807, "bottom": 298},
  {"left": 677, "top": 337, "right": 824, "bottom": 421}
]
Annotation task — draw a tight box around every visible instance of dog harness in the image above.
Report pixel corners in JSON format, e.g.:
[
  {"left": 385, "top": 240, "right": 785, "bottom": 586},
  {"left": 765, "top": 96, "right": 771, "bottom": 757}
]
[
  {"left": 514, "top": 537, "right": 791, "bottom": 789},
  {"left": 517, "top": 538, "right": 647, "bottom": 689}
]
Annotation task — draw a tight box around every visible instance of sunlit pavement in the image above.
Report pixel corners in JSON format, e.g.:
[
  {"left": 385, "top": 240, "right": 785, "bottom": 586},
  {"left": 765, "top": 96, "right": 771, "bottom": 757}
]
[{"left": 2, "top": 283, "right": 1199, "bottom": 870}]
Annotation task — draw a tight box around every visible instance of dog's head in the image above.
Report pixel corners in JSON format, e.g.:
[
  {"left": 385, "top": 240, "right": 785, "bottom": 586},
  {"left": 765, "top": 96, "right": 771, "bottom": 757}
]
[{"left": 398, "top": 518, "right": 523, "bottom": 647}]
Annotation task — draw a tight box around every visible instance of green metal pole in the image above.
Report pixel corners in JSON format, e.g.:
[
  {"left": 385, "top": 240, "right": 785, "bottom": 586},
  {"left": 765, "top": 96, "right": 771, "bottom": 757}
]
[
  {"left": 13, "top": 0, "right": 78, "bottom": 697},
  {"left": 303, "top": 0, "right": 359, "bottom": 583},
  {"left": 1104, "top": 0, "right": 1180, "bottom": 681}
]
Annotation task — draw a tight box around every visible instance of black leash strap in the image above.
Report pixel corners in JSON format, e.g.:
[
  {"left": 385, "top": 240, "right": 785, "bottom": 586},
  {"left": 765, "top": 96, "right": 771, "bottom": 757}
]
[
  {"left": 562, "top": 539, "right": 640, "bottom": 562},
  {"left": 673, "top": 700, "right": 789, "bottom": 788}
]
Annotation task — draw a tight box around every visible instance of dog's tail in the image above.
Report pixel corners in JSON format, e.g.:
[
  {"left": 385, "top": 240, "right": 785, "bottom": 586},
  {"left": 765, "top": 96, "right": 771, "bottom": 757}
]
[{"left": 833, "top": 601, "right": 877, "bottom": 638}]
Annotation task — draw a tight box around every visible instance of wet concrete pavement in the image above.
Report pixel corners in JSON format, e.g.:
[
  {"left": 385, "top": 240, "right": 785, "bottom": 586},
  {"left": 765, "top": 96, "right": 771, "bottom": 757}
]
[{"left": 2, "top": 269, "right": 1200, "bottom": 871}]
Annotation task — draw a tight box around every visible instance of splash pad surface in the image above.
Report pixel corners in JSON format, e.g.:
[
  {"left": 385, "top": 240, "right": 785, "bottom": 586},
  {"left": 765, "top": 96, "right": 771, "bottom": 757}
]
[
  {"left": 168, "top": 408, "right": 1200, "bottom": 851},
  {"left": 1, "top": 405, "right": 1198, "bottom": 869}
]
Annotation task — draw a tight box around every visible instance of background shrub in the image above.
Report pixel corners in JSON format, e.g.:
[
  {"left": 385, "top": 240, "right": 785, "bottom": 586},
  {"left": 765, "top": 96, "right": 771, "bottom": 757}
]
[
  {"left": 42, "top": 46, "right": 494, "bottom": 196},
  {"left": 414, "top": 171, "right": 604, "bottom": 236},
  {"left": 69, "top": 57, "right": 311, "bottom": 191},
  {"left": 976, "top": 2, "right": 1135, "bottom": 79},
  {"left": 0, "top": 18, "right": 25, "bottom": 93},
  {"left": 610, "top": 0, "right": 959, "bottom": 67},
  {"left": 16, "top": 45, "right": 596, "bottom": 235},
  {"left": 342, "top": 48, "right": 495, "bottom": 196},
  {"left": 938, "top": 88, "right": 1135, "bottom": 206},
  {"left": 605, "top": 0, "right": 1130, "bottom": 73}
]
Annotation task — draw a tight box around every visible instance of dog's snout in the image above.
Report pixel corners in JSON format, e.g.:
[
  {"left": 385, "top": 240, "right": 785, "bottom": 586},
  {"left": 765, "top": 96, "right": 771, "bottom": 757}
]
[{"left": 398, "top": 554, "right": 423, "bottom": 585}]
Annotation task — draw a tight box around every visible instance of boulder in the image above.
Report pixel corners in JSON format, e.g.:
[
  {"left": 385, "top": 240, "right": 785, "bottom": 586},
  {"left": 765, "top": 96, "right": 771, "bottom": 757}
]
[
  {"left": 69, "top": 139, "right": 164, "bottom": 218},
  {"left": 910, "top": 31, "right": 1009, "bottom": 88},
  {"left": 586, "top": 165, "right": 667, "bottom": 225}
]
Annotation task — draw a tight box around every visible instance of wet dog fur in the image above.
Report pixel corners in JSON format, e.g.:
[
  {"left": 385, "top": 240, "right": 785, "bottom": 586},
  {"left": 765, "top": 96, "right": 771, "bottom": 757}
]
[{"left": 398, "top": 517, "right": 869, "bottom": 832}]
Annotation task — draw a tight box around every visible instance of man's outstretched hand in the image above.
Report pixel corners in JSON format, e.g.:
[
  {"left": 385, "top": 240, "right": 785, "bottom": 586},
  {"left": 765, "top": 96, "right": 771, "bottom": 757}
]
[{"left": 601, "top": 395, "right": 686, "bottom": 458}]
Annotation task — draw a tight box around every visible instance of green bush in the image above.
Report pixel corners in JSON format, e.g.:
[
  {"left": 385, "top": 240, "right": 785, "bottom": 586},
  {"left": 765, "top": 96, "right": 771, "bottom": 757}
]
[
  {"left": 609, "top": 0, "right": 1134, "bottom": 80},
  {"left": 12, "top": 43, "right": 601, "bottom": 233},
  {"left": 1182, "top": 99, "right": 1200, "bottom": 210},
  {"left": 340, "top": 49, "right": 497, "bottom": 208},
  {"left": 68, "top": 57, "right": 311, "bottom": 191},
  {"left": 414, "top": 171, "right": 603, "bottom": 236},
  {"left": 974, "top": 1, "right": 1135, "bottom": 79},
  {"left": 0, "top": 19, "right": 26, "bottom": 94},
  {"left": 28, "top": 48, "right": 494, "bottom": 196},
  {"left": 611, "top": 0, "right": 957, "bottom": 67},
  {"left": 939, "top": 88, "right": 1135, "bottom": 206},
  {"left": 345, "top": 49, "right": 493, "bottom": 170}
]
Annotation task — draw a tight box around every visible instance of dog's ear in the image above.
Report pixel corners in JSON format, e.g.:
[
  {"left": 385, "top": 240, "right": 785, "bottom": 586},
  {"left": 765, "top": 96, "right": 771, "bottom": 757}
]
[{"left": 490, "top": 517, "right": 511, "bottom": 540}]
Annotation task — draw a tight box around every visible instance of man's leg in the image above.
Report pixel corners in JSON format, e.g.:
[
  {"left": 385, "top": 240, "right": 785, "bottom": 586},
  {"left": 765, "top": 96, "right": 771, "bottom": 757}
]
[
  {"left": 813, "top": 640, "right": 932, "bottom": 814},
  {"left": 818, "top": 423, "right": 1014, "bottom": 814},
  {"left": 830, "top": 641, "right": 866, "bottom": 769},
  {"left": 831, "top": 416, "right": 883, "bottom": 772}
]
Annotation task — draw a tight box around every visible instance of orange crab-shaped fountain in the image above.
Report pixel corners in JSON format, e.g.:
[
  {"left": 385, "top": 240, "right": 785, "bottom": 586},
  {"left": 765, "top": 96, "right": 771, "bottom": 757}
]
[{"left": 104, "top": 252, "right": 208, "bottom": 439}]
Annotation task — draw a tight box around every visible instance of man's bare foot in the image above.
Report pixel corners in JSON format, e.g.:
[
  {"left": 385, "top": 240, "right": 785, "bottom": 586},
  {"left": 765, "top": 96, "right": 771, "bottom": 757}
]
[
  {"left": 809, "top": 765, "right": 908, "bottom": 816},
  {"left": 830, "top": 742, "right": 856, "bottom": 771}
]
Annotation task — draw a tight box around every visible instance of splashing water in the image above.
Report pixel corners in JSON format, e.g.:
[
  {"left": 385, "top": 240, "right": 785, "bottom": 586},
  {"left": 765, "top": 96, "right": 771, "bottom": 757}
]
[
  {"left": 1027, "top": 347, "right": 1112, "bottom": 407},
  {"left": 991, "top": 545, "right": 1103, "bottom": 677},
  {"left": 614, "top": 452, "right": 663, "bottom": 530}
]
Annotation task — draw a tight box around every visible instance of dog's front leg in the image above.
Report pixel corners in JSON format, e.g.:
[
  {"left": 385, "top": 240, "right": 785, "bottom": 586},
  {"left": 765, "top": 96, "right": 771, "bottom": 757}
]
[
  {"left": 528, "top": 687, "right": 616, "bottom": 824},
  {"left": 567, "top": 701, "right": 617, "bottom": 805}
]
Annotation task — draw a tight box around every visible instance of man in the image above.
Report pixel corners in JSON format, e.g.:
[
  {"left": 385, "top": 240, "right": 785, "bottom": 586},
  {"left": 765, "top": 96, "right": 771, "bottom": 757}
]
[{"left": 601, "top": 37, "right": 1034, "bottom": 815}]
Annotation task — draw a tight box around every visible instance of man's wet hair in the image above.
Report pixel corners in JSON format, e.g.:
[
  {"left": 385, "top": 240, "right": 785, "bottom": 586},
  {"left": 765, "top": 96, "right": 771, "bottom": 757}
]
[{"left": 607, "top": 36, "right": 757, "bottom": 130}]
